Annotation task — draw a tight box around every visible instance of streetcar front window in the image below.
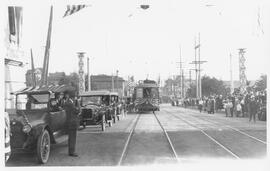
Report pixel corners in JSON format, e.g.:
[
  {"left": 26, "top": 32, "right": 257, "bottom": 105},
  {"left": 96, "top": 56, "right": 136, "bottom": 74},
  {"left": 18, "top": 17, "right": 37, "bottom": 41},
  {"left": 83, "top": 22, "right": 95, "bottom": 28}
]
[{"left": 143, "top": 88, "right": 158, "bottom": 98}]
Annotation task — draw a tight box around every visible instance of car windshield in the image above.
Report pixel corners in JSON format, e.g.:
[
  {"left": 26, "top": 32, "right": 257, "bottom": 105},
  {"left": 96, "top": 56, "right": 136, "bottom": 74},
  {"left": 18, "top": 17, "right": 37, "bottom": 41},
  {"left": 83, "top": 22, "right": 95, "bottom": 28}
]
[
  {"left": 81, "top": 96, "right": 102, "bottom": 106},
  {"left": 16, "top": 93, "right": 49, "bottom": 110}
]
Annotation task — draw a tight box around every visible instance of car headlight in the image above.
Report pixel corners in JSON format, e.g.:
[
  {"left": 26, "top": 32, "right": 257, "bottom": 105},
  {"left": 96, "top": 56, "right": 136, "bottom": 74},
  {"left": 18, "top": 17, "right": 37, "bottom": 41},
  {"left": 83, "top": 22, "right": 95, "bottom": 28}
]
[{"left": 22, "top": 124, "right": 32, "bottom": 133}]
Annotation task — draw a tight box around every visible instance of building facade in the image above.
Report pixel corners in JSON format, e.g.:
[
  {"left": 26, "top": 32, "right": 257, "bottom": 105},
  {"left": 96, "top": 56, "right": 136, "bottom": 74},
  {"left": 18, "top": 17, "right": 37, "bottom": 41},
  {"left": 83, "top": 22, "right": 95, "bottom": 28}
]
[
  {"left": 4, "top": 6, "right": 28, "bottom": 113},
  {"left": 91, "top": 74, "right": 125, "bottom": 97}
]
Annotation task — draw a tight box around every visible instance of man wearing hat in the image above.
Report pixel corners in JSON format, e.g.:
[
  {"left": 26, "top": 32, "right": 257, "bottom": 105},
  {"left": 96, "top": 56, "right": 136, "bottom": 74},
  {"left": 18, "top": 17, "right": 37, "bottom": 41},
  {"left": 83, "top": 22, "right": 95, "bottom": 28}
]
[
  {"left": 63, "top": 91, "right": 79, "bottom": 157},
  {"left": 248, "top": 95, "right": 258, "bottom": 123}
]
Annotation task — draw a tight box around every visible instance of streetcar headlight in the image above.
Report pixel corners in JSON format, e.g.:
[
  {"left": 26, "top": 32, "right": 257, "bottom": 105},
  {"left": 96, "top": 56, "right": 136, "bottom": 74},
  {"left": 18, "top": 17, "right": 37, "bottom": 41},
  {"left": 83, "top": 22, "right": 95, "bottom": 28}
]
[{"left": 22, "top": 124, "right": 32, "bottom": 133}]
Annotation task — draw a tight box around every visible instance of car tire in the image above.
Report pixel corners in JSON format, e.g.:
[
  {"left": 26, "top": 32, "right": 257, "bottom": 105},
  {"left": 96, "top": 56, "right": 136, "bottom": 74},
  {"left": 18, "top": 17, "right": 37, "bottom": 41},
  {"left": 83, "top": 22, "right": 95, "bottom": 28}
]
[
  {"left": 101, "top": 115, "right": 106, "bottom": 131},
  {"left": 37, "top": 129, "right": 50, "bottom": 164}
]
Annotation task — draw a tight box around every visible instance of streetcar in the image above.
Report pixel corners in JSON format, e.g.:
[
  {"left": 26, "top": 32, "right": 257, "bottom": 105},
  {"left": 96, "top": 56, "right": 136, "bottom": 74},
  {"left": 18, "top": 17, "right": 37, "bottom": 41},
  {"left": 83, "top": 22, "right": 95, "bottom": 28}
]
[{"left": 133, "top": 79, "right": 160, "bottom": 113}]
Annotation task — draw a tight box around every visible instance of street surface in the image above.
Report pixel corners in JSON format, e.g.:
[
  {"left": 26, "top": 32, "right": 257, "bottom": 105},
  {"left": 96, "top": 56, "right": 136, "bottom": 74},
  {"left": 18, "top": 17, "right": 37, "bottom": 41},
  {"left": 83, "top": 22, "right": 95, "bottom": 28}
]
[{"left": 6, "top": 104, "right": 267, "bottom": 166}]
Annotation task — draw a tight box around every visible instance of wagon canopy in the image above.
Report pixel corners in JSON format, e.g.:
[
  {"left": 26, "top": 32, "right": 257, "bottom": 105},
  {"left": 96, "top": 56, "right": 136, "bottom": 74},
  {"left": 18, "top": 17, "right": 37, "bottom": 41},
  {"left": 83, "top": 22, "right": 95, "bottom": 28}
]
[{"left": 12, "top": 85, "right": 76, "bottom": 95}]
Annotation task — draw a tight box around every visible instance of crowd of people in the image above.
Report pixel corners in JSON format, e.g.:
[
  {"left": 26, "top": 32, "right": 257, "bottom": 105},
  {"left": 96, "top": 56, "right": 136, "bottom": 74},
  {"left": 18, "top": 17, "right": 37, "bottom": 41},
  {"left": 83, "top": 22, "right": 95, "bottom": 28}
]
[{"left": 175, "top": 90, "right": 267, "bottom": 122}]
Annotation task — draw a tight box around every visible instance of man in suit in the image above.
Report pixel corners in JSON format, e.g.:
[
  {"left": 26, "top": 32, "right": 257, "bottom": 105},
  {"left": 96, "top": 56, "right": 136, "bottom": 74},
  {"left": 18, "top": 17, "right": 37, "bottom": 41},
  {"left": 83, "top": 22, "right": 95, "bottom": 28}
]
[
  {"left": 249, "top": 95, "right": 258, "bottom": 123},
  {"left": 63, "top": 91, "right": 79, "bottom": 157}
]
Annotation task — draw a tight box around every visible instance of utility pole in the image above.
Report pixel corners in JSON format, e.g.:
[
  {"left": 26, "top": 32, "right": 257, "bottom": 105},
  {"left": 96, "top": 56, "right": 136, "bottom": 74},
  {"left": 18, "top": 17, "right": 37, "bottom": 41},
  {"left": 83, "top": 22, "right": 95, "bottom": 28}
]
[
  {"left": 176, "top": 45, "right": 184, "bottom": 98},
  {"left": 198, "top": 33, "right": 201, "bottom": 98},
  {"left": 112, "top": 73, "right": 114, "bottom": 92},
  {"left": 182, "top": 70, "right": 185, "bottom": 98},
  {"left": 190, "top": 33, "right": 207, "bottom": 99},
  {"left": 194, "top": 37, "right": 198, "bottom": 98},
  {"left": 230, "top": 53, "right": 234, "bottom": 94},
  {"left": 116, "top": 70, "right": 119, "bottom": 94},
  {"left": 189, "top": 69, "right": 192, "bottom": 88},
  {"left": 87, "top": 57, "right": 91, "bottom": 91}
]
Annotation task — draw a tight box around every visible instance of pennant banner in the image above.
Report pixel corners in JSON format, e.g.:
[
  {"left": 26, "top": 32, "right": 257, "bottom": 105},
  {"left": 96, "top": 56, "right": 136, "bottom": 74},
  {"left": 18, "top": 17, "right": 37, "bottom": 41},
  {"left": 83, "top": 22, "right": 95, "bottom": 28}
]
[{"left": 63, "top": 5, "right": 88, "bottom": 17}]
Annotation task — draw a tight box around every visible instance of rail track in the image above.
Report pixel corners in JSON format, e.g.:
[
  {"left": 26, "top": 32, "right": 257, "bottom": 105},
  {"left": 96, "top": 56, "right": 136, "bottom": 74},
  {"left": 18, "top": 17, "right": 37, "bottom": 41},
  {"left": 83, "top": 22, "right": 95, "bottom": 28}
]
[
  {"left": 163, "top": 109, "right": 241, "bottom": 159},
  {"left": 183, "top": 109, "right": 267, "bottom": 145},
  {"left": 118, "top": 112, "right": 179, "bottom": 165},
  {"left": 173, "top": 107, "right": 267, "bottom": 145}
]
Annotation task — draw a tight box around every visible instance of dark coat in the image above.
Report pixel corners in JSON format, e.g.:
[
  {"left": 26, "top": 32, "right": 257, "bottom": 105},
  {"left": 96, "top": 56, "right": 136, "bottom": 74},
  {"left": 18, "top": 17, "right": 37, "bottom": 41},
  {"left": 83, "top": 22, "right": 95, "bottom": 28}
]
[
  {"left": 249, "top": 100, "right": 258, "bottom": 115},
  {"left": 63, "top": 98, "right": 79, "bottom": 130}
]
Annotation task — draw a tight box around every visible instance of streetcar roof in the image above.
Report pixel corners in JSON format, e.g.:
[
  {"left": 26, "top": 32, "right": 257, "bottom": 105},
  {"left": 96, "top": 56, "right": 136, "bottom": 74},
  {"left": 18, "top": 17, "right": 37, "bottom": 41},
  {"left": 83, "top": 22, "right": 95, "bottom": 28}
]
[{"left": 79, "top": 91, "right": 118, "bottom": 96}]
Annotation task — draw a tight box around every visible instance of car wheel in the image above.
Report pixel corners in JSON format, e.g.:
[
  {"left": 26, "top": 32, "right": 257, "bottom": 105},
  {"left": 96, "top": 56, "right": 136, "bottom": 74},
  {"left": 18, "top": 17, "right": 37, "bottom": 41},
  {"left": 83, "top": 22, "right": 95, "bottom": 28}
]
[
  {"left": 37, "top": 129, "right": 50, "bottom": 164},
  {"left": 101, "top": 115, "right": 106, "bottom": 131}
]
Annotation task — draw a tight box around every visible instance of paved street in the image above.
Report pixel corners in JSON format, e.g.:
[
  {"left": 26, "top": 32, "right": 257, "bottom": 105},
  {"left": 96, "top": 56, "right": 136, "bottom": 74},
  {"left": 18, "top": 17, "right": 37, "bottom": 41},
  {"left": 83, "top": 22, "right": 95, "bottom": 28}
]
[{"left": 6, "top": 104, "right": 267, "bottom": 166}]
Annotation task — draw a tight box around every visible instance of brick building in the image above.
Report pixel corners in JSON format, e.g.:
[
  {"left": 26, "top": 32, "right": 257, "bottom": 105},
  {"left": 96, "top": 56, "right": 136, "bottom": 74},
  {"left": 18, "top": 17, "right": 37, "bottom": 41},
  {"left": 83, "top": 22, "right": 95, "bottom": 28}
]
[{"left": 91, "top": 74, "right": 125, "bottom": 97}]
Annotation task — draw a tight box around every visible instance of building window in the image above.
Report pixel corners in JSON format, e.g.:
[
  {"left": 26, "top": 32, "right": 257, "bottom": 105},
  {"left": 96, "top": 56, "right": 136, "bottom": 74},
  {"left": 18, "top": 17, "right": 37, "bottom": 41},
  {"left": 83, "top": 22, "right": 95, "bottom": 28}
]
[
  {"left": 8, "top": 6, "right": 22, "bottom": 44},
  {"left": 8, "top": 7, "right": 16, "bottom": 36}
]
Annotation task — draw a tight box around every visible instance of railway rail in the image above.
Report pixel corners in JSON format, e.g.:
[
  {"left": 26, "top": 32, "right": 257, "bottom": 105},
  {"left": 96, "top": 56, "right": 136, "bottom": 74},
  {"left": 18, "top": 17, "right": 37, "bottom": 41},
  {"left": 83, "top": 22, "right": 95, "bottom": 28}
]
[
  {"left": 118, "top": 112, "right": 179, "bottom": 165},
  {"left": 172, "top": 108, "right": 267, "bottom": 144},
  {"left": 163, "top": 109, "right": 241, "bottom": 159},
  {"left": 183, "top": 109, "right": 267, "bottom": 144}
]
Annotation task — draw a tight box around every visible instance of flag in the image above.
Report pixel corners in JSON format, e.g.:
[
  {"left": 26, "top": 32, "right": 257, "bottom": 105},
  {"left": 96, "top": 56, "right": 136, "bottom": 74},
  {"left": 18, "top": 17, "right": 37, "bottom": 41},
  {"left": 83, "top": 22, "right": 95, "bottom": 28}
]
[
  {"left": 40, "top": 6, "right": 53, "bottom": 87},
  {"left": 127, "top": 77, "right": 136, "bottom": 89},
  {"left": 63, "top": 5, "right": 88, "bottom": 17},
  {"left": 30, "top": 49, "right": 36, "bottom": 87}
]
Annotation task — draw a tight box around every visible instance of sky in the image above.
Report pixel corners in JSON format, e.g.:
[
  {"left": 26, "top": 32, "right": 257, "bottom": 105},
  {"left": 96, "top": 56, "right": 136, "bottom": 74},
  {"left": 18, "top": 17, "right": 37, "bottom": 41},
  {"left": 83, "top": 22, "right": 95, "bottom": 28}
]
[{"left": 18, "top": 0, "right": 270, "bottom": 83}]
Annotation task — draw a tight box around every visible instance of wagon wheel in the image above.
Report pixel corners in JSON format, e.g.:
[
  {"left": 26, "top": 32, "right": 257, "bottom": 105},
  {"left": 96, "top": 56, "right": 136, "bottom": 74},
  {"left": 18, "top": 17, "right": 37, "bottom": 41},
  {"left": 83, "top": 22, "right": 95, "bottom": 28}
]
[
  {"left": 101, "top": 114, "right": 106, "bottom": 131},
  {"left": 37, "top": 129, "right": 50, "bottom": 164}
]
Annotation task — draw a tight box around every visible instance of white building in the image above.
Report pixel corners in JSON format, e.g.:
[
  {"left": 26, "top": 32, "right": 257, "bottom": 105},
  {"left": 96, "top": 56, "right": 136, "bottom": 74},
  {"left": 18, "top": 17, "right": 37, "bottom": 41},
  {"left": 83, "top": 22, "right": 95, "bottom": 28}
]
[{"left": 4, "top": 6, "right": 28, "bottom": 114}]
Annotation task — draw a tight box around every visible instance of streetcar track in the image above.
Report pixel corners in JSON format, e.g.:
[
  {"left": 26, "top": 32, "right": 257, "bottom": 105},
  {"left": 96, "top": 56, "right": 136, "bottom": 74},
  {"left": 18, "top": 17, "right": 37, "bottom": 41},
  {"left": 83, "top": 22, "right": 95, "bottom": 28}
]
[
  {"left": 118, "top": 111, "right": 180, "bottom": 165},
  {"left": 163, "top": 109, "right": 240, "bottom": 159},
  {"left": 118, "top": 114, "right": 140, "bottom": 166},
  {"left": 153, "top": 112, "right": 180, "bottom": 162},
  {"left": 177, "top": 108, "right": 267, "bottom": 144}
]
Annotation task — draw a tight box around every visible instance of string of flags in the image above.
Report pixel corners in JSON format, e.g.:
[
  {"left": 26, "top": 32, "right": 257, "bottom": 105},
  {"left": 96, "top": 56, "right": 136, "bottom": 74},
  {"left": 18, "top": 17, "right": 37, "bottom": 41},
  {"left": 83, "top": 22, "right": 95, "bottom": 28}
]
[{"left": 63, "top": 5, "right": 90, "bottom": 17}]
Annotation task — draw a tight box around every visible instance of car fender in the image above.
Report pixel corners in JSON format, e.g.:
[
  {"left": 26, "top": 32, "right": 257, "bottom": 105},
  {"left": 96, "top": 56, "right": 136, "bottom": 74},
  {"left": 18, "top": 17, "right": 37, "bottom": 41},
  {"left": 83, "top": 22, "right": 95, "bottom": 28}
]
[{"left": 32, "top": 124, "right": 55, "bottom": 143}]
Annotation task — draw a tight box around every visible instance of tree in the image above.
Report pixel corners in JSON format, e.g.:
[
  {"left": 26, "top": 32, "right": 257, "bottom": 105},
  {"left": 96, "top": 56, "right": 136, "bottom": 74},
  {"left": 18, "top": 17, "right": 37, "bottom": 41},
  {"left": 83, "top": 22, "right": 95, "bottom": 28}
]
[
  {"left": 186, "top": 83, "right": 196, "bottom": 98},
  {"left": 201, "top": 75, "right": 229, "bottom": 97},
  {"left": 254, "top": 75, "right": 267, "bottom": 91}
]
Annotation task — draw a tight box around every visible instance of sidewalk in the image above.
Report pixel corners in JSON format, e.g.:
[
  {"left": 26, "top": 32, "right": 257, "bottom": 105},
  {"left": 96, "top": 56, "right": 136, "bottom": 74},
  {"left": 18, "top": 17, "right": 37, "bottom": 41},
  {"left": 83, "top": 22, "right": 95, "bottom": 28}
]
[{"left": 173, "top": 105, "right": 246, "bottom": 118}]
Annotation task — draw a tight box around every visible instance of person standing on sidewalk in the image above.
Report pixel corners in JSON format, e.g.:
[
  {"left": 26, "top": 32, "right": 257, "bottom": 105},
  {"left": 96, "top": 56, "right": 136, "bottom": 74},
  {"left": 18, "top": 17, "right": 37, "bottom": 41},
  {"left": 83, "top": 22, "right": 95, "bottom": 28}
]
[
  {"left": 198, "top": 98, "right": 203, "bottom": 113},
  {"left": 227, "top": 99, "right": 233, "bottom": 117},
  {"left": 249, "top": 96, "right": 258, "bottom": 123},
  {"left": 236, "top": 100, "right": 242, "bottom": 117},
  {"left": 63, "top": 91, "right": 80, "bottom": 157}
]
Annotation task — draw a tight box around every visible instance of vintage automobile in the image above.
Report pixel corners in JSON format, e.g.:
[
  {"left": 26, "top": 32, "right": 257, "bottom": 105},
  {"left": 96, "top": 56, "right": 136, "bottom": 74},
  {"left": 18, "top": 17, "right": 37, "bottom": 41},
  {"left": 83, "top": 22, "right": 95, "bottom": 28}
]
[
  {"left": 9, "top": 85, "right": 75, "bottom": 164},
  {"left": 79, "top": 91, "right": 120, "bottom": 129}
]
